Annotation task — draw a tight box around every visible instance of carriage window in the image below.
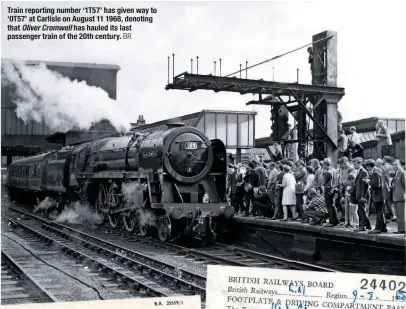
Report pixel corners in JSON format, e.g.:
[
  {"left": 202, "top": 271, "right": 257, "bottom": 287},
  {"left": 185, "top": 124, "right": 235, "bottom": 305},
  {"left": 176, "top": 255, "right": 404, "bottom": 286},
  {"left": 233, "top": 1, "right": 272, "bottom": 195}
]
[{"left": 33, "top": 164, "right": 37, "bottom": 176}]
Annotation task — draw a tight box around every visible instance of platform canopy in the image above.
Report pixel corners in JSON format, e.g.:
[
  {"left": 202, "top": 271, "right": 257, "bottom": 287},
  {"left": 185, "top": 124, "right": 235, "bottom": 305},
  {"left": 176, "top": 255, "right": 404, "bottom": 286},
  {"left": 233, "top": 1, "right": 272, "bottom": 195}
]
[{"left": 131, "top": 109, "right": 257, "bottom": 149}]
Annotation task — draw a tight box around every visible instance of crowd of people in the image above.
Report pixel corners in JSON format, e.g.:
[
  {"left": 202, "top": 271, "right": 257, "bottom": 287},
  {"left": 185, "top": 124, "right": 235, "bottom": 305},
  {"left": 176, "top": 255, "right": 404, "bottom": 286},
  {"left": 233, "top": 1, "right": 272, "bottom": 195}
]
[{"left": 226, "top": 155, "right": 405, "bottom": 235}]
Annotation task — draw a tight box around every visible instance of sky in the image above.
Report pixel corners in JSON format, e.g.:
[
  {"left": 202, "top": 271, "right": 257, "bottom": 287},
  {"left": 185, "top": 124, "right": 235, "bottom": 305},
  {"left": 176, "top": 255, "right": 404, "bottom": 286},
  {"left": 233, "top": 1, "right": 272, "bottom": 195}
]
[{"left": 2, "top": 0, "right": 405, "bottom": 138}]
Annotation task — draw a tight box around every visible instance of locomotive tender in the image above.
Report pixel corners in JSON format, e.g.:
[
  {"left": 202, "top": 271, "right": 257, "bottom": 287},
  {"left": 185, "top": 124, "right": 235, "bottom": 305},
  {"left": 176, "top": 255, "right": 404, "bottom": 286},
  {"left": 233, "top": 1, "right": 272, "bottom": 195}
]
[{"left": 6, "top": 123, "right": 234, "bottom": 241}]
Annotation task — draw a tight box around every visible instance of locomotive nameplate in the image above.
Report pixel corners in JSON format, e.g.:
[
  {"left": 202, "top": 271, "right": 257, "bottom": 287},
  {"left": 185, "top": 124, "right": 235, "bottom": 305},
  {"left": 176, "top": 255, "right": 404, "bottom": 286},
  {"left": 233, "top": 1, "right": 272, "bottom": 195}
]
[{"left": 141, "top": 151, "right": 158, "bottom": 158}]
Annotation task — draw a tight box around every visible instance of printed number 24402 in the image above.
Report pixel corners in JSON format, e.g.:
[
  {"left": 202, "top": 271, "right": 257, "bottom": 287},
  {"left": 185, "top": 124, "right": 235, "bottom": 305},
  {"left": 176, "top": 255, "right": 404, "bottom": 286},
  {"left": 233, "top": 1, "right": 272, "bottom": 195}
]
[{"left": 360, "top": 279, "right": 405, "bottom": 292}]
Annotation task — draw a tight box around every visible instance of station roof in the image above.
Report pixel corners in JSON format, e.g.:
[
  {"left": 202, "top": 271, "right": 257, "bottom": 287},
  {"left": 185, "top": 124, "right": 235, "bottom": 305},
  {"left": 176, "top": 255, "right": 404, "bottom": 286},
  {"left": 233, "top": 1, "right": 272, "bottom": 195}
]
[
  {"left": 131, "top": 109, "right": 256, "bottom": 133},
  {"left": 1, "top": 58, "right": 121, "bottom": 71},
  {"left": 342, "top": 117, "right": 405, "bottom": 133},
  {"left": 130, "top": 111, "right": 203, "bottom": 133}
]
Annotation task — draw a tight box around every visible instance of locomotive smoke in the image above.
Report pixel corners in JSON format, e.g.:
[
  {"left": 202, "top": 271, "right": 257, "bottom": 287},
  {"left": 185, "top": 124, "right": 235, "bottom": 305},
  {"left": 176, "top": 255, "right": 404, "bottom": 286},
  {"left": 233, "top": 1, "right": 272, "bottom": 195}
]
[
  {"left": 52, "top": 201, "right": 104, "bottom": 226},
  {"left": 121, "top": 182, "right": 156, "bottom": 226},
  {"left": 1, "top": 60, "right": 131, "bottom": 132}
]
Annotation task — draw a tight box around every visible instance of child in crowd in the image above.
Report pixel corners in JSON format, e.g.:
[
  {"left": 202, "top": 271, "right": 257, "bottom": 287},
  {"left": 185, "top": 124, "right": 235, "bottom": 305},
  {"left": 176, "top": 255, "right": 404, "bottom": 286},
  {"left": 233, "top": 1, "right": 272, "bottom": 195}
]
[{"left": 344, "top": 173, "right": 359, "bottom": 228}]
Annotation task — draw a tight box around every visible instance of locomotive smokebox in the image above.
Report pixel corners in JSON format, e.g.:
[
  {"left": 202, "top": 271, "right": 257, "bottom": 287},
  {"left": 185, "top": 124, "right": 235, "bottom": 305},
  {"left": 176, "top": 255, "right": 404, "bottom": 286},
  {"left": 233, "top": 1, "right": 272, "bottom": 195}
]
[{"left": 163, "top": 126, "right": 214, "bottom": 184}]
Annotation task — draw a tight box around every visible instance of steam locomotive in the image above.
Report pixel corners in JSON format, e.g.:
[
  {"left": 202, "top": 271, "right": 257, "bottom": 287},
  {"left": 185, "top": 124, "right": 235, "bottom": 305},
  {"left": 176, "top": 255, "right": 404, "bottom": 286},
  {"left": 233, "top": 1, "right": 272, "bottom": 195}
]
[{"left": 6, "top": 123, "right": 234, "bottom": 241}]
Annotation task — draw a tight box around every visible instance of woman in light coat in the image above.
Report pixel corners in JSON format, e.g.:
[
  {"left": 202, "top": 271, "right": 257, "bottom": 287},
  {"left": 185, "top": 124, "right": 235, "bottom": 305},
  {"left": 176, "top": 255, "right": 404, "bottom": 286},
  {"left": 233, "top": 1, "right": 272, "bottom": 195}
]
[{"left": 277, "top": 165, "right": 298, "bottom": 221}]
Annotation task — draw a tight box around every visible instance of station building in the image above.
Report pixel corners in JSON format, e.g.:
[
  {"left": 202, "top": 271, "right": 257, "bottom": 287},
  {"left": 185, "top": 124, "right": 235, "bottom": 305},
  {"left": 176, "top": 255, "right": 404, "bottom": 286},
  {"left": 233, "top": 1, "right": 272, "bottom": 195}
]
[
  {"left": 1, "top": 59, "right": 120, "bottom": 167},
  {"left": 342, "top": 117, "right": 405, "bottom": 160}
]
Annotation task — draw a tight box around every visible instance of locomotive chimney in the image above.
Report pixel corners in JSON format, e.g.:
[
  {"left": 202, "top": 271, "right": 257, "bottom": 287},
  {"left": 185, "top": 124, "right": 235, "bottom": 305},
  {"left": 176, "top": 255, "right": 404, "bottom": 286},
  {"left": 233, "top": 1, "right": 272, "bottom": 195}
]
[{"left": 133, "top": 115, "right": 146, "bottom": 127}]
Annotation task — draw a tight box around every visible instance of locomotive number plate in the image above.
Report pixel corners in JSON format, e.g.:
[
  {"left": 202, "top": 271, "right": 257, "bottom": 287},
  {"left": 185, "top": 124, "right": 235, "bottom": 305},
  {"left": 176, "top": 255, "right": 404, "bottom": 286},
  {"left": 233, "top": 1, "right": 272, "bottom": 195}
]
[{"left": 185, "top": 142, "right": 198, "bottom": 150}]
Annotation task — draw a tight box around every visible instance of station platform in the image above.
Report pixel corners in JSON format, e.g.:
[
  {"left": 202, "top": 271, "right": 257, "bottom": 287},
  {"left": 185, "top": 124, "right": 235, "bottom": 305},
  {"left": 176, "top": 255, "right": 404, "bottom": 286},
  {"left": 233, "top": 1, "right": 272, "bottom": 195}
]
[
  {"left": 233, "top": 214, "right": 405, "bottom": 247},
  {"left": 228, "top": 214, "right": 405, "bottom": 275}
]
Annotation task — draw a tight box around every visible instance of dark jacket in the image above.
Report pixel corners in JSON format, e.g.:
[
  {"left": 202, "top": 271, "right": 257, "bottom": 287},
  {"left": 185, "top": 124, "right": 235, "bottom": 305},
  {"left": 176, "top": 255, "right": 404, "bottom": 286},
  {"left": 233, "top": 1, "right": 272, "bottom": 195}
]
[
  {"left": 236, "top": 173, "right": 244, "bottom": 193},
  {"left": 244, "top": 168, "right": 260, "bottom": 188},
  {"left": 256, "top": 166, "right": 267, "bottom": 187},
  {"left": 369, "top": 167, "right": 383, "bottom": 202},
  {"left": 355, "top": 167, "right": 368, "bottom": 200},
  {"left": 295, "top": 167, "right": 307, "bottom": 183},
  {"left": 294, "top": 167, "right": 307, "bottom": 194},
  {"left": 352, "top": 144, "right": 364, "bottom": 159}
]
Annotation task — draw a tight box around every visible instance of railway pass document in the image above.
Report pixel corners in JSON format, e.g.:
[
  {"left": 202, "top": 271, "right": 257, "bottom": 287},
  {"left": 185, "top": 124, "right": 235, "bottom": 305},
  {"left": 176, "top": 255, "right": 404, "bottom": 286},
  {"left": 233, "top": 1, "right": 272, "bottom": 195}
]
[
  {"left": 1, "top": 296, "right": 200, "bottom": 309},
  {"left": 206, "top": 265, "right": 406, "bottom": 309}
]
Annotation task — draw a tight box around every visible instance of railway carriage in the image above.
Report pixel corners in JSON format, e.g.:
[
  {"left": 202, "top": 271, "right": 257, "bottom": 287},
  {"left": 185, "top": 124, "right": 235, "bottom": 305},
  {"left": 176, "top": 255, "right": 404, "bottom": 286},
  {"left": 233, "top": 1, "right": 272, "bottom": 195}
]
[{"left": 6, "top": 124, "right": 234, "bottom": 242}]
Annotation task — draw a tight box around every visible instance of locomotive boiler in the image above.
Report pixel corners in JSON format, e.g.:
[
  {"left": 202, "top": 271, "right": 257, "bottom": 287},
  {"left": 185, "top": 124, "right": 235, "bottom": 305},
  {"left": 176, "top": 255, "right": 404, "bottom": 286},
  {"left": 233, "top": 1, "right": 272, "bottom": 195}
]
[{"left": 7, "top": 123, "right": 234, "bottom": 242}]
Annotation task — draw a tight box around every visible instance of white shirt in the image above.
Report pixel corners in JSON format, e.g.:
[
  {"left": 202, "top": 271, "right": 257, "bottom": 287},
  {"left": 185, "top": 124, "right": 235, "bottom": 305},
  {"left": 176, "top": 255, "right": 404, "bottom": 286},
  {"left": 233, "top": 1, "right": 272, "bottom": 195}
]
[{"left": 350, "top": 132, "right": 362, "bottom": 145}]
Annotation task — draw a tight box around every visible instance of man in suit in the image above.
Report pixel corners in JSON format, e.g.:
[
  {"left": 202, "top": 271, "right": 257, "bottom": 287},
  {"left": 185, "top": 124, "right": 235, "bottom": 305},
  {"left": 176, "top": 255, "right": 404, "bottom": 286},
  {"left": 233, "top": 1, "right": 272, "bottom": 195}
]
[
  {"left": 391, "top": 159, "right": 405, "bottom": 234},
  {"left": 353, "top": 157, "right": 372, "bottom": 231},
  {"left": 364, "top": 159, "right": 387, "bottom": 234}
]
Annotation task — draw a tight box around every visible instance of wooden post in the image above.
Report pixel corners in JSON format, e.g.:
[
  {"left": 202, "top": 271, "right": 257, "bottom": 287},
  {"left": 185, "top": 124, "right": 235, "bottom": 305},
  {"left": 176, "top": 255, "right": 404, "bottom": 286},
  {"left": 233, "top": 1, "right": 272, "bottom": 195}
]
[{"left": 236, "top": 148, "right": 242, "bottom": 163}]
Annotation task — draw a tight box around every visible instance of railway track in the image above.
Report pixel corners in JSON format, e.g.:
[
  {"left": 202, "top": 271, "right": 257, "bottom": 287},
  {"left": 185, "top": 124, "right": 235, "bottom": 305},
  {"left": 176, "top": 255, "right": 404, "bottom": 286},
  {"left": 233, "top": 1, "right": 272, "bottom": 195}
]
[
  {"left": 96, "top": 225, "right": 337, "bottom": 271},
  {"left": 1, "top": 251, "right": 57, "bottom": 305},
  {"left": 9, "top": 206, "right": 336, "bottom": 272},
  {"left": 5, "top": 207, "right": 206, "bottom": 301}
]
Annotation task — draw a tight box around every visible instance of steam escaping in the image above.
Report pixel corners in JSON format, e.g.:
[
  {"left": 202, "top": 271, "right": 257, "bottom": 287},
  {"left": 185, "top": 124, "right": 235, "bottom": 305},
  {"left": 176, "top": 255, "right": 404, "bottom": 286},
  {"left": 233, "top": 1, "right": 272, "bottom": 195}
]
[
  {"left": 1, "top": 59, "right": 131, "bottom": 132},
  {"left": 51, "top": 201, "right": 103, "bottom": 226},
  {"left": 33, "top": 197, "right": 56, "bottom": 213},
  {"left": 121, "top": 182, "right": 144, "bottom": 208},
  {"left": 121, "top": 182, "right": 156, "bottom": 227}
]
